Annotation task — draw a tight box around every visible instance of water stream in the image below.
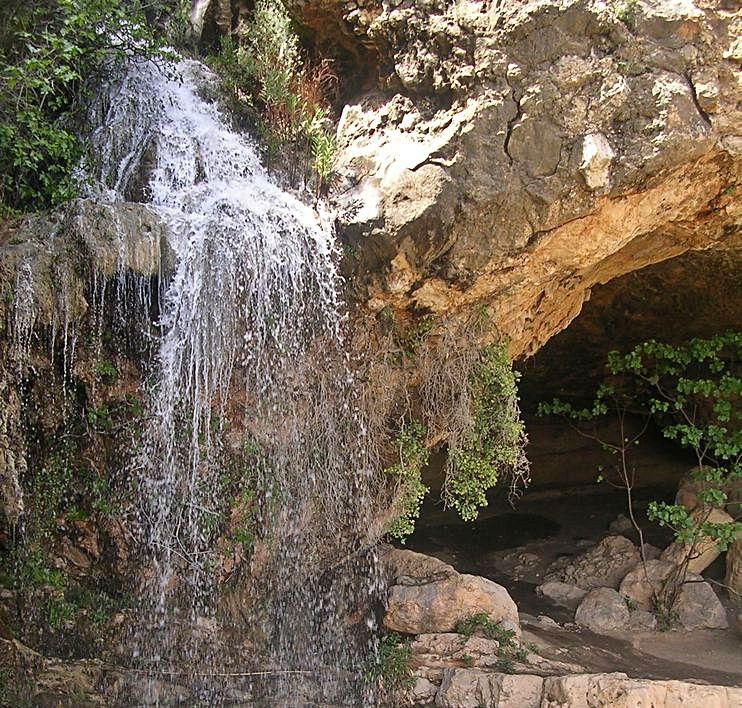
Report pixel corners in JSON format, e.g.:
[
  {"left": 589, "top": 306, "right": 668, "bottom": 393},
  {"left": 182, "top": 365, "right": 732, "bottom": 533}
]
[{"left": 87, "top": 56, "right": 383, "bottom": 704}]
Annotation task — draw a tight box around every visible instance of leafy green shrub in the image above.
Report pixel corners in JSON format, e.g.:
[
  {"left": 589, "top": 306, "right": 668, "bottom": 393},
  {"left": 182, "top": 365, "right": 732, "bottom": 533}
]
[
  {"left": 0, "top": 0, "right": 166, "bottom": 214},
  {"left": 444, "top": 343, "right": 529, "bottom": 521},
  {"left": 539, "top": 332, "right": 741, "bottom": 610},
  {"left": 384, "top": 420, "right": 430, "bottom": 541},
  {"left": 365, "top": 633, "right": 413, "bottom": 692},
  {"left": 94, "top": 360, "right": 118, "bottom": 384},
  {"left": 455, "top": 612, "right": 515, "bottom": 642},
  {"left": 208, "top": 0, "right": 337, "bottom": 192}
]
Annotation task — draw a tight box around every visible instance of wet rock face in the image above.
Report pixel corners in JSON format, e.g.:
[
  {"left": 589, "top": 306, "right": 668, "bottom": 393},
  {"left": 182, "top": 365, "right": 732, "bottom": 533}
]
[
  {"left": 307, "top": 0, "right": 741, "bottom": 356},
  {"left": 0, "top": 199, "right": 168, "bottom": 531},
  {"left": 0, "top": 200, "right": 170, "bottom": 666}
]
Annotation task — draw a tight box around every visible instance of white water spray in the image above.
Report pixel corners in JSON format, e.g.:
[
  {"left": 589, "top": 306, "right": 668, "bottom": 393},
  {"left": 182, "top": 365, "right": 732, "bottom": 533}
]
[{"left": 89, "top": 57, "right": 382, "bottom": 703}]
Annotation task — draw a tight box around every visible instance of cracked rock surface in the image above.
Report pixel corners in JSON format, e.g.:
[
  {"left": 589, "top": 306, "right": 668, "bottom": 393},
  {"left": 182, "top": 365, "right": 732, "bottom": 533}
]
[{"left": 291, "top": 0, "right": 741, "bottom": 356}]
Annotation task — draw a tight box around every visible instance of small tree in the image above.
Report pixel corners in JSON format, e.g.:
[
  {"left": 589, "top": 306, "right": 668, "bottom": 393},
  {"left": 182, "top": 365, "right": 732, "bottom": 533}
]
[{"left": 539, "top": 332, "right": 741, "bottom": 621}]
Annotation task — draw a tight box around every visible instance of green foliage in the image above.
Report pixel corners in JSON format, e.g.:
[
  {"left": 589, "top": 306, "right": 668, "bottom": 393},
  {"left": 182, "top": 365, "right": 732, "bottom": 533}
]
[
  {"left": 614, "top": 0, "right": 639, "bottom": 27},
  {"left": 86, "top": 404, "right": 113, "bottom": 431},
  {"left": 31, "top": 450, "right": 75, "bottom": 534},
  {"left": 454, "top": 613, "right": 527, "bottom": 672},
  {"left": 0, "top": 0, "right": 167, "bottom": 213},
  {"left": 455, "top": 612, "right": 516, "bottom": 642},
  {"left": 232, "top": 486, "right": 258, "bottom": 554},
  {"left": 18, "top": 549, "right": 66, "bottom": 589},
  {"left": 45, "top": 596, "right": 77, "bottom": 628},
  {"left": 445, "top": 343, "right": 529, "bottom": 521},
  {"left": 94, "top": 360, "right": 118, "bottom": 384},
  {"left": 607, "top": 333, "right": 741, "bottom": 551},
  {"left": 539, "top": 332, "right": 741, "bottom": 608},
  {"left": 365, "top": 633, "right": 413, "bottom": 692},
  {"left": 385, "top": 420, "right": 430, "bottom": 541},
  {"left": 208, "top": 0, "right": 337, "bottom": 191}
]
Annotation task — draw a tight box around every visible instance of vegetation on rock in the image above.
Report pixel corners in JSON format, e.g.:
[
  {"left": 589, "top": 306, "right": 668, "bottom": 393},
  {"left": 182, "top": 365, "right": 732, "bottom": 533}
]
[
  {"left": 455, "top": 612, "right": 529, "bottom": 672},
  {"left": 207, "top": 0, "right": 338, "bottom": 193},
  {"left": 384, "top": 420, "right": 430, "bottom": 541},
  {"left": 364, "top": 632, "right": 413, "bottom": 693},
  {"left": 0, "top": 0, "right": 167, "bottom": 215},
  {"left": 444, "top": 343, "right": 530, "bottom": 521}
]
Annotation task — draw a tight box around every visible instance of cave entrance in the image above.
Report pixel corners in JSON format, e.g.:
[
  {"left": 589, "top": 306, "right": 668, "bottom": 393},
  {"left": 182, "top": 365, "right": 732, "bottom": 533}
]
[{"left": 402, "top": 249, "right": 740, "bottom": 616}]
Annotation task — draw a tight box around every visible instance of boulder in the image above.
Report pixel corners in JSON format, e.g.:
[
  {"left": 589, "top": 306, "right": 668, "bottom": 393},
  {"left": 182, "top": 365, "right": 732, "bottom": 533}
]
[
  {"left": 641, "top": 544, "right": 662, "bottom": 562},
  {"left": 544, "top": 536, "right": 641, "bottom": 591},
  {"left": 536, "top": 581, "right": 588, "bottom": 610},
  {"left": 674, "top": 577, "right": 728, "bottom": 631},
  {"left": 385, "top": 573, "right": 520, "bottom": 637},
  {"left": 627, "top": 610, "right": 658, "bottom": 633},
  {"left": 574, "top": 588, "right": 629, "bottom": 634},
  {"left": 435, "top": 669, "right": 543, "bottom": 708},
  {"left": 409, "top": 676, "right": 439, "bottom": 705},
  {"left": 619, "top": 560, "right": 675, "bottom": 612},
  {"left": 410, "top": 633, "right": 501, "bottom": 671},
  {"left": 660, "top": 507, "right": 734, "bottom": 574},
  {"left": 542, "top": 673, "right": 742, "bottom": 707},
  {"left": 608, "top": 514, "right": 633, "bottom": 535},
  {"left": 619, "top": 560, "right": 728, "bottom": 629},
  {"left": 381, "top": 545, "right": 458, "bottom": 585},
  {"left": 725, "top": 537, "right": 741, "bottom": 607}
]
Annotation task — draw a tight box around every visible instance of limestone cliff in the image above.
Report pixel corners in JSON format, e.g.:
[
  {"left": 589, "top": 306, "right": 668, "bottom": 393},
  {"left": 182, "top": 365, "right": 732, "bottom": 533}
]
[{"left": 285, "top": 0, "right": 740, "bottom": 357}]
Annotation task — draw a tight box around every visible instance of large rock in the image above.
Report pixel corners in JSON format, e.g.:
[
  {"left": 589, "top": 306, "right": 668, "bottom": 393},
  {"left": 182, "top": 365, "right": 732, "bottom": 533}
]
[
  {"left": 544, "top": 536, "right": 641, "bottom": 591},
  {"left": 385, "top": 573, "right": 520, "bottom": 637},
  {"left": 536, "top": 581, "right": 588, "bottom": 610},
  {"left": 542, "top": 673, "right": 742, "bottom": 707},
  {"left": 410, "top": 633, "right": 500, "bottom": 670},
  {"left": 381, "top": 545, "right": 458, "bottom": 584},
  {"left": 619, "top": 560, "right": 728, "bottom": 629},
  {"left": 305, "top": 0, "right": 742, "bottom": 358},
  {"left": 619, "top": 560, "right": 675, "bottom": 612},
  {"left": 574, "top": 588, "right": 630, "bottom": 634},
  {"left": 674, "top": 577, "right": 729, "bottom": 630},
  {"left": 725, "top": 537, "right": 742, "bottom": 607},
  {"left": 435, "top": 669, "right": 543, "bottom": 708},
  {"left": 660, "top": 507, "right": 735, "bottom": 574}
]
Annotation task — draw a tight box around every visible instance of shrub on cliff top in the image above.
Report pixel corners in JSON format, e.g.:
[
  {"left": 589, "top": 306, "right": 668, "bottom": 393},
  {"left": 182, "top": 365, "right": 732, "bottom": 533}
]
[
  {"left": 208, "top": 0, "right": 338, "bottom": 193},
  {"left": 0, "top": 0, "right": 166, "bottom": 215}
]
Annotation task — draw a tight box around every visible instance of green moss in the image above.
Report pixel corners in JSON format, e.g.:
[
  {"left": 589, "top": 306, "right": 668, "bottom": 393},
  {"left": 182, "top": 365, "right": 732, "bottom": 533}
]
[
  {"left": 455, "top": 613, "right": 528, "bottom": 672},
  {"left": 94, "top": 359, "right": 118, "bottom": 384}
]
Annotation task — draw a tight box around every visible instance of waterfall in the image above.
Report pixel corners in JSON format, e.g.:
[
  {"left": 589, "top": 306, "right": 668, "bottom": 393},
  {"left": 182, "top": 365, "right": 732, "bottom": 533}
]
[{"left": 88, "top": 57, "right": 383, "bottom": 703}]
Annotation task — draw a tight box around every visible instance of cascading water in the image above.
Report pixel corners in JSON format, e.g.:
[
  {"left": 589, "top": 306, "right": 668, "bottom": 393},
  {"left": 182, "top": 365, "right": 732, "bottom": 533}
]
[{"left": 87, "top": 57, "right": 384, "bottom": 703}]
